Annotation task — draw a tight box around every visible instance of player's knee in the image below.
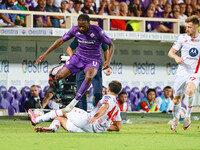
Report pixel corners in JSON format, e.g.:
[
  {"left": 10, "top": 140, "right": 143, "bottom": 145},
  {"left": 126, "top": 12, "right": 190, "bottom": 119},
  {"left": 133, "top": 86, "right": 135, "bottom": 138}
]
[
  {"left": 54, "top": 116, "right": 63, "bottom": 122},
  {"left": 85, "top": 75, "right": 93, "bottom": 83}
]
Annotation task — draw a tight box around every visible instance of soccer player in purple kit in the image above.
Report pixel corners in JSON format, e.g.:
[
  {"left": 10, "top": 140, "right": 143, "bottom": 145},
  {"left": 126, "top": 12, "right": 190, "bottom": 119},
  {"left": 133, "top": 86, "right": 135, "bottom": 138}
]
[{"left": 35, "top": 14, "right": 114, "bottom": 113}]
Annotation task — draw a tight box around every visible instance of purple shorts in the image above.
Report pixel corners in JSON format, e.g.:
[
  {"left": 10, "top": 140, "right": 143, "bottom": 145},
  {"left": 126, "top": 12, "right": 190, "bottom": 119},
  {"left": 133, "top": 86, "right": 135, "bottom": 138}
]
[{"left": 64, "top": 54, "right": 100, "bottom": 75}]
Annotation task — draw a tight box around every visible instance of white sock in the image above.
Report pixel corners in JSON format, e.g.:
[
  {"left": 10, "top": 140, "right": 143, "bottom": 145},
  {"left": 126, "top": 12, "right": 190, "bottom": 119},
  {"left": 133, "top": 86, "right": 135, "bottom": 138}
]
[
  {"left": 65, "top": 99, "right": 78, "bottom": 112},
  {"left": 173, "top": 103, "right": 181, "bottom": 120},
  {"left": 36, "top": 110, "right": 63, "bottom": 123},
  {"left": 49, "top": 120, "right": 61, "bottom": 132},
  {"left": 185, "top": 94, "right": 195, "bottom": 117}
]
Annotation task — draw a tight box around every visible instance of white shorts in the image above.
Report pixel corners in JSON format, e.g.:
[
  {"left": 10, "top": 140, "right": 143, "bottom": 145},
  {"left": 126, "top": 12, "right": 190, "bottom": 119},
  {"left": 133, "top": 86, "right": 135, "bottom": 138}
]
[
  {"left": 66, "top": 107, "right": 94, "bottom": 133},
  {"left": 173, "top": 74, "right": 199, "bottom": 97},
  {"left": 66, "top": 107, "right": 107, "bottom": 133}
]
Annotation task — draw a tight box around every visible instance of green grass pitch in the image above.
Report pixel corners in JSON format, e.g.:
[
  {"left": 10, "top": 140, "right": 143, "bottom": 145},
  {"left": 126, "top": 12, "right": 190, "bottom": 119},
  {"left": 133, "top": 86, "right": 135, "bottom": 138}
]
[{"left": 0, "top": 113, "right": 200, "bottom": 150}]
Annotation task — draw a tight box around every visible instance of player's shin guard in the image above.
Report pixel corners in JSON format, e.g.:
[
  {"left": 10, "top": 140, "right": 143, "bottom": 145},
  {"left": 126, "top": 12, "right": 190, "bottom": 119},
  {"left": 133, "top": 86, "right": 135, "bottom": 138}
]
[
  {"left": 75, "top": 81, "right": 91, "bottom": 100},
  {"left": 185, "top": 94, "right": 195, "bottom": 117},
  {"left": 36, "top": 110, "right": 63, "bottom": 123},
  {"left": 173, "top": 103, "right": 181, "bottom": 120},
  {"left": 49, "top": 120, "right": 61, "bottom": 132}
]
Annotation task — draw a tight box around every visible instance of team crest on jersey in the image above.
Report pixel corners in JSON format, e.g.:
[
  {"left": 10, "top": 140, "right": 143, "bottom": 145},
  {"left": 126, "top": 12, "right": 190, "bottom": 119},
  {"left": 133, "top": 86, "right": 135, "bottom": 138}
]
[
  {"left": 90, "top": 33, "right": 95, "bottom": 38},
  {"left": 189, "top": 48, "right": 198, "bottom": 57}
]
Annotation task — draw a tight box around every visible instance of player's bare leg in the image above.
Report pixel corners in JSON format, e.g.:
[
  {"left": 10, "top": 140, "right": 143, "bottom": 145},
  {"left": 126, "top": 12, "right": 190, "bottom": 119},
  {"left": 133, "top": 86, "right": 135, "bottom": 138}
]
[
  {"left": 65, "top": 67, "right": 98, "bottom": 112},
  {"left": 184, "top": 82, "right": 196, "bottom": 130},
  {"left": 56, "top": 66, "right": 72, "bottom": 79},
  {"left": 171, "top": 95, "right": 183, "bottom": 131}
]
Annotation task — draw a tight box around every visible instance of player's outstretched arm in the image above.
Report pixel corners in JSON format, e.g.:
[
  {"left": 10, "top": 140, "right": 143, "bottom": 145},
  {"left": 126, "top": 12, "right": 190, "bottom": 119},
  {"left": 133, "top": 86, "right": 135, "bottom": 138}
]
[
  {"left": 102, "top": 42, "right": 114, "bottom": 70},
  {"left": 168, "top": 48, "right": 184, "bottom": 64},
  {"left": 107, "top": 121, "right": 121, "bottom": 132},
  {"left": 35, "top": 38, "right": 65, "bottom": 64},
  {"left": 103, "top": 48, "right": 111, "bottom": 75},
  {"left": 87, "top": 103, "right": 109, "bottom": 124}
]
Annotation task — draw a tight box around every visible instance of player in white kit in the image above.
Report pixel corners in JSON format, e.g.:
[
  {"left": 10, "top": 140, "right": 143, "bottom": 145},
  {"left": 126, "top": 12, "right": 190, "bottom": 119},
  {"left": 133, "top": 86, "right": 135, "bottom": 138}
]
[
  {"left": 168, "top": 16, "right": 200, "bottom": 131},
  {"left": 28, "top": 80, "right": 122, "bottom": 133}
]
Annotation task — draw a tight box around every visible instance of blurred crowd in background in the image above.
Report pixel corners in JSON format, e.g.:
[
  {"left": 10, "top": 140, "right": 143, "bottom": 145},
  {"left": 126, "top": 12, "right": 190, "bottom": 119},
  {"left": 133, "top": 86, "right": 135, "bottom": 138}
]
[{"left": 0, "top": 0, "right": 200, "bottom": 32}]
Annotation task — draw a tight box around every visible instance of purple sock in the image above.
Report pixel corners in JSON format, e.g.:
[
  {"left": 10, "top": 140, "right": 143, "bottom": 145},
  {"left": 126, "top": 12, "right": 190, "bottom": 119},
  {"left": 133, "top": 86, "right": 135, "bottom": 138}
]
[{"left": 75, "top": 81, "right": 91, "bottom": 100}]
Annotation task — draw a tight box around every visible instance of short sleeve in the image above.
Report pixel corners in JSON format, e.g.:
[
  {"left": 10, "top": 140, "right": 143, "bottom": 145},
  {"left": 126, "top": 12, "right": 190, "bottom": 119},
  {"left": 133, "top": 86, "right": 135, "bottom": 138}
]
[
  {"left": 98, "top": 27, "right": 112, "bottom": 45},
  {"left": 172, "top": 35, "right": 183, "bottom": 51},
  {"left": 62, "top": 27, "right": 75, "bottom": 41}
]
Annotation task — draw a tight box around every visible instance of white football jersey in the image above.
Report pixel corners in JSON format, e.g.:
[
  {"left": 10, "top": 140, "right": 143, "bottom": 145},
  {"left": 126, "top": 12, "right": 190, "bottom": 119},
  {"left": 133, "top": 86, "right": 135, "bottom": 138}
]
[
  {"left": 172, "top": 34, "right": 200, "bottom": 76},
  {"left": 89, "top": 94, "right": 121, "bottom": 130}
]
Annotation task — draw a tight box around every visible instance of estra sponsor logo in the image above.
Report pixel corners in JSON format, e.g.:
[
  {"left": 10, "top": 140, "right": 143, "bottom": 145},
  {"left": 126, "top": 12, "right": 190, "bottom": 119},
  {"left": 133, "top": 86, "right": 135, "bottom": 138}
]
[
  {"left": 22, "top": 59, "right": 48, "bottom": 74},
  {"left": 166, "top": 62, "right": 177, "bottom": 75},
  {"left": 0, "top": 60, "right": 9, "bottom": 72},
  {"left": 0, "top": 29, "right": 18, "bottom": 35},
  {"left": 133, "top": 61, "right": 155, "bottom": 75},
  {"left": 27, "top": 29, "right": 47, "bottom": 35}
]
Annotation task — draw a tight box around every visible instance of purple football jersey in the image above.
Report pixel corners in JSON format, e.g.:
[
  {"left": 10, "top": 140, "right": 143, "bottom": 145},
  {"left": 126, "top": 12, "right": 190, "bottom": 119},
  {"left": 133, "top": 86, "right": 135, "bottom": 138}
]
[{"left": 62, "top": 25, "right": 112, "bottom": 62}]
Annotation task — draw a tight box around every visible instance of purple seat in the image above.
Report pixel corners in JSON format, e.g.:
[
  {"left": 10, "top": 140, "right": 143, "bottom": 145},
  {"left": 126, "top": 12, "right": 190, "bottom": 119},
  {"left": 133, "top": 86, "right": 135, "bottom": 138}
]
[
  {"left": 20, "top": 86, "right": 31, "bottom": 112},
  {"left": 138, "top": 92, "right": 144, "bottom": 100},
  {"left": 0, "top": 86, "right": 7, "bottom": 94},
  {"left": 155, "top": 87, "right": 163, "bottom": 97},
  {"left": 37, "top": 85, "right": 45, "bottom": 99},
  {"left": 43, "top": 85, "right": 50, "bottom": 93},
  {"left": 8, "top": 105, "right": 15, "bottom": 116},
  {"left": 131, "top": 87, "right": 140, "bottom": 94},
  {"left": 0, "top": 93, "right": 10, "bottom": 109},
  {"left": 129, "top": 92, "right": 138, "bottom": 111},
  {"left": 8, "top": 86, "right": 20, "bottom": 113},
  {"left": 142, "top": 86, "right": 149, "bottom": 97},
  {"left": 2, "top": 90, "right": 18, "bottom": 113},
  {"left": 8, "top": 86, "right": 22, "bottom": 102},
  {"left": 124, "top": 86, "right": 131, "bottom": 94}
]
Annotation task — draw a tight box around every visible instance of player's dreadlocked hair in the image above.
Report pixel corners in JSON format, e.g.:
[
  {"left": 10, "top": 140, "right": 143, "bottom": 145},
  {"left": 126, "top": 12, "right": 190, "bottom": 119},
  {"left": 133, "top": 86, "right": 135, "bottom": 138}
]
[
  {"left": 108, "top": 80, "right": 122, "bottom": 95},
  {"left": 185, "top": 15, "right": 200, "bottom": 25},
  {"left": 78, "top": 14, "right": 90, "bottom": 23}
]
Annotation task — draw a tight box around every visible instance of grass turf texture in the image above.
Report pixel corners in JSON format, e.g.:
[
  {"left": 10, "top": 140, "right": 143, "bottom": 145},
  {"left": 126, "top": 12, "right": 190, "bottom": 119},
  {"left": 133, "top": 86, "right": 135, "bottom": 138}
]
[{"left": 0, "top": 113, "right": 200, "bottom": 150}]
